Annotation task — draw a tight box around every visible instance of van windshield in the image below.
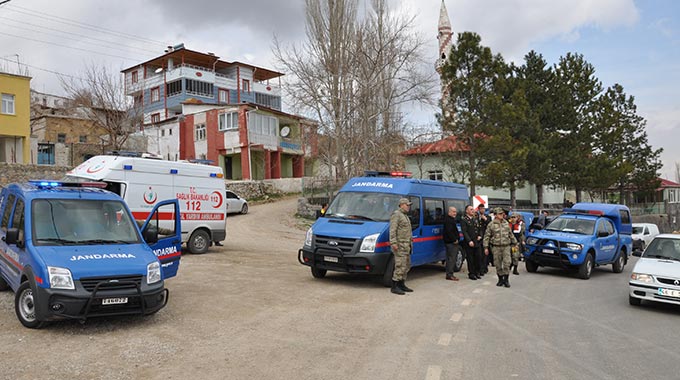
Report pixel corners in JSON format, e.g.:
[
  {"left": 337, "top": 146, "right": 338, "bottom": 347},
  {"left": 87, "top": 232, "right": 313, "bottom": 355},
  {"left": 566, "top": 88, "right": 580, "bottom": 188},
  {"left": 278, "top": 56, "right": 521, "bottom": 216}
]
[
  {"left": 32, "top": 199, "right": 141, "bottom": 246},
  {"left": 325, "top": 192, "right": 401, "bottom": 222}
]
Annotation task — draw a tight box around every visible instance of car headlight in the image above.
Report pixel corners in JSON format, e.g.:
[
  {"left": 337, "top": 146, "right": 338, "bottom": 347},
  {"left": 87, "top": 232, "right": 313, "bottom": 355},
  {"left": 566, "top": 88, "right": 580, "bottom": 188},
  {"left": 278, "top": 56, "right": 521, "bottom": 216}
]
[
  {"left": 563, "top": 243, "right": 583, "bottom": 251},
  {"left": 48, "top": 266, "right": 75, "bottom": 290},
  {"left": 631, "top": 273, "right": 653, "bottom": 283},
  {"left": 147, "top": 261, "right": 162, "bottom": 284},
  {"left": 526, "top": 237, "right": 538, "bottom": 245},
  {"left": 304, "top": 227, "right": 313, "bottom": 247},
  {"left": 360, "top": 233, "right": 380, "bottom": 253}
]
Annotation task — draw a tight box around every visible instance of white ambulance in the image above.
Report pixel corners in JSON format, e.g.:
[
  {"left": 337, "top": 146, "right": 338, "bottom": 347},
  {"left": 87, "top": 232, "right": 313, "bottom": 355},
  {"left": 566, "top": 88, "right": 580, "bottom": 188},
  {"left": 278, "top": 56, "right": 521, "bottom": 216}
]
[{"left": 66, "top": 155, "right": 227, "bottom": 254}]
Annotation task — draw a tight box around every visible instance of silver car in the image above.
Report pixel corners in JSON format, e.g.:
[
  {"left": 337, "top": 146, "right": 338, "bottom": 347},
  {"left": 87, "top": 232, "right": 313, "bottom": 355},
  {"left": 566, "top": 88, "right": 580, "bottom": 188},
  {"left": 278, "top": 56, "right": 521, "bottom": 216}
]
[
  {"left": 226, "top": 190, "right": 248, "bottom": 214},
  {"left": 629, "top": 234, "right": 680, "bottom": 306}
]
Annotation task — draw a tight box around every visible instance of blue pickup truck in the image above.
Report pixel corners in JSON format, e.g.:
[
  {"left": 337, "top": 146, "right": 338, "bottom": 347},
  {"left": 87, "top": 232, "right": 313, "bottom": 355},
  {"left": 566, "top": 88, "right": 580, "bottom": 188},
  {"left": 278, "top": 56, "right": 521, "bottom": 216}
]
[
  {"left": 523, "top": 203, "right": 632, "bottom": 279},
  {"left": 0, "top": 181, "right": 182, "bottom": 328}
]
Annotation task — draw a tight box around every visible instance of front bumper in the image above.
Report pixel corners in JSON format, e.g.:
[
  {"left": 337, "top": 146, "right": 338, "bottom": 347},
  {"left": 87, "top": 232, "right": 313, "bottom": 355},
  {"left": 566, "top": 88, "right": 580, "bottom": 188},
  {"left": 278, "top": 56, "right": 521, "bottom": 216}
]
[
  {"left": 629, "top": 282, "right": 680, "bottom": 306},
  {"left": 34, "top": 278, "right": 168, "bottom": 322},
  {"left": 298, "top": 247, "right": 391, "bottom": 275},
  {"left": 525, "top": 245, "right": 584, "bottom": 268}
]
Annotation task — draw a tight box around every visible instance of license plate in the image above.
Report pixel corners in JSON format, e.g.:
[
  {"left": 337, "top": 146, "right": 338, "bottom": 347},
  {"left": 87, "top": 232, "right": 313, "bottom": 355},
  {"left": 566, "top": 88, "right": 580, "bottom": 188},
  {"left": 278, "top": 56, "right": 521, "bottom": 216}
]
[
  {"left": 658, "top": 288, "right": 680, "bottom": 298},
  {"left": 323, "top": 256, "right": 339, "bottom": 263},
  {"left": 102, "top": 297, "right": 128, "bottom": 305},
  {"left": 542, "top": 249, "right": 555, "bottom": 254}
]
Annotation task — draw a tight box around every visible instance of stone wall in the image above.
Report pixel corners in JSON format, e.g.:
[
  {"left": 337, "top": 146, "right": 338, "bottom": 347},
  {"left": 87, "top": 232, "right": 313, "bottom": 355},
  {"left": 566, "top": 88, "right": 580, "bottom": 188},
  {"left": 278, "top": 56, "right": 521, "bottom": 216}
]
[{"left": 0, "top": 163, "right": 70, "bottom": 186}]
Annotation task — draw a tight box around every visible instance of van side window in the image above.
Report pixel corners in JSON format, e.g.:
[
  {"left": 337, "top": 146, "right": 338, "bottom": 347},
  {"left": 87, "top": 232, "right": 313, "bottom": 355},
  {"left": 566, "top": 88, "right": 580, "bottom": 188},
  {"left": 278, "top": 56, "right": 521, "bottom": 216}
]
[
  {"left": 407, "top": 196, "right": 420, "bottom": 230},
  {"left": 619, "top": 210, "right": 631, "bottom": 224},
  {"left": 1, "top": 194, "right": 16, "bottom": 230},
  {"left": 12, "top": 199, "right": 25, "bottom": 238},
  {"left": 424, "top": 199, "right": 445, "bottom": 225},
  {"left": 445, "top": 200, "right": 466, "bottom": 222}
]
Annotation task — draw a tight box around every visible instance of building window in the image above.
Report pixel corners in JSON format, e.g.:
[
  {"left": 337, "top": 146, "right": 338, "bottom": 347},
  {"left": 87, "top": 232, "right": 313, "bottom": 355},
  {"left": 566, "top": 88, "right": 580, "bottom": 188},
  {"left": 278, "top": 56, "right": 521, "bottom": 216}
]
[
  {"left": 242, "top": 79, "right": 250, "bottom": 93},
  {"left": 37, "top": 143, "right": 55, "bottom": 165},
  {"left": 151, "top": 87, "right": 160, "bottom": 103},
  {"left": 151, "top": 113, "right": 161, "bottom": 123},
  {"left": 57, "top": 133, "right": 66, "bottom": 143},
  {"left": 428, "top": 170, "right": 443, "bottom": 181},
  {"left": 169, "top": 128, "right": 172, "bottom": 135},
  {"left": 218, "top": 88, "right": 229, "bottom": 103},
  {"left": 131, "top": 71, "right": 139, "bottom": 84},
  {"left": 79, "top": 135, "right": 87, "bottom": 143},
  {"left": 185, "top": 79, "right": 213, "bottom": 97},
  {"left": 1, "top": 93, "right": 15, "bottom": 115},
  {"left": 166, "top": 80, "right": 182, "bottom": 97},
  {"left": 161, "top": 129, "right": 165, "bottom": 137},
  {"left": 247, "top": 112, "right": 278, "bottom": 136},
  {"left": 255, "top": 93, "right": 281, "bottom": 109},
  {"left": 195, "top": 124, "right": 206, "bottom": 141},
  {"left": 218, "top": 112, "right": 239, "bottom": 131}
]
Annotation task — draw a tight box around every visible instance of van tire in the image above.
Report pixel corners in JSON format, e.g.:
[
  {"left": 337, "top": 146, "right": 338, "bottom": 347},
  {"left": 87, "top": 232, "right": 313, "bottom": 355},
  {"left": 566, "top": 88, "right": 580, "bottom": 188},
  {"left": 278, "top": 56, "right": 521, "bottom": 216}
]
[
  {"left": 15, "top": 282, "right": 45, "bottom": 329},
  {"left": 311, "top": 267, "right": 327, "bottom": 279},
  {"left": 612, "top": 250, "right": 625, "bottom": 273},
  {"left": 525, "top": 259, "right": 538, "bottom": 273},
  {"left": 382, "top": 257, "right": 395, "bottom": 287},
  {"left": 578, "top": 253, "right": 594, "bottom": 280},
  {"left": 188, "top": 230, "right": 210, "bottom": 254},
  {"left": 240, "top": 204, "right": 248, "bottom": 214},
  {"left": 453, "top": 248, "right": 464, "bottom": 272},
  {"left": 0, "top": 276, "right": 9, "bottom": 291},
  {"left": 629, "top": 295, "right": 642, "bottom": 306}
]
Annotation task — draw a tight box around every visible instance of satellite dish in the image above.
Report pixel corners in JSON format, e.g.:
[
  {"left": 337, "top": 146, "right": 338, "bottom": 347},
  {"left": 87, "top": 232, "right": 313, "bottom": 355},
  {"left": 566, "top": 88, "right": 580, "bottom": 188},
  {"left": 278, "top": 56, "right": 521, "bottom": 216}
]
[{"left": 280, "top": 126, "right": 290, "bottom": 137}]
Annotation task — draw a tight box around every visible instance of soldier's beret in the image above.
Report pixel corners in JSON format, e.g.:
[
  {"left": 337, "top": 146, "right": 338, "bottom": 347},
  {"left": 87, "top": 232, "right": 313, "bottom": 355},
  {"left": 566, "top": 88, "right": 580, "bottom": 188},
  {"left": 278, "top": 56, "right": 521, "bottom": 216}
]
[
  {"left": 493, "top": 207, "right": 505, "bottom": 214},
  {"left": 399, "top": 198, "right": 412, "bottom": 206}
]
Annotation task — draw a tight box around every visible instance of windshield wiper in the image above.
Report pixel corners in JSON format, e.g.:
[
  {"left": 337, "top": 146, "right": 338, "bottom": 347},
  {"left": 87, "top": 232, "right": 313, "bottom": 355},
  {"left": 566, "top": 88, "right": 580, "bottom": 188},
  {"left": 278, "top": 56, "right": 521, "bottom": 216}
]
[
  {"left": 36, "top": 238, "right": 78, "bottom": 245},
  {"left": 75, "top": 239, "right": 132, "bottom": 245},
  {"left": 348, "top": 215, "right": 376, "bottom": 221},
  {"left": 646, "top": 254, "right": 680, "bottom": 262}
]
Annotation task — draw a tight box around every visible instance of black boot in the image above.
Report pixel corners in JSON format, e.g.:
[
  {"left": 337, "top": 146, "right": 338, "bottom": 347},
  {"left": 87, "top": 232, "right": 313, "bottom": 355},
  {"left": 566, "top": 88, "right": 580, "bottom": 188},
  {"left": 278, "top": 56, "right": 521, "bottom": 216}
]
[
  {"left": 398, "top": 280, "right": 413, "bottom": 292},
  {"left": 496, "top": 275, "right": 503, "bottom": 287},
  {"left": 513, "top": 265, "right": 519, "bottom": 275},
  {"left": 391, "top": 281, "right": 405, "bottom": 295},
  {"left": 503, "top": 275, "right": 511, "bottom": 288}
]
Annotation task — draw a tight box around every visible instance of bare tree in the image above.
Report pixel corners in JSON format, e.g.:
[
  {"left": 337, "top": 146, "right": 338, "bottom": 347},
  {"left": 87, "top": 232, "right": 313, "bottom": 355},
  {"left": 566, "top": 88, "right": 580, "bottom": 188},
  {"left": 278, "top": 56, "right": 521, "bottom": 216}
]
[
  {"left": 273, "top": 0, "right": 434, "bottom": 179},
  {"left": 60, "top": 64, "right": 142, "bottom": 151},
  {"left": 675, "top": 162, "right": 680, "bottom": 183}
]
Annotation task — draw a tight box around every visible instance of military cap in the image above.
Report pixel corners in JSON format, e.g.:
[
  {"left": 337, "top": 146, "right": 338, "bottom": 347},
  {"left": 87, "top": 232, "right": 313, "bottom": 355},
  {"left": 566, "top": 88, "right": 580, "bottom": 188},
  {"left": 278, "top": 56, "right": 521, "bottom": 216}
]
[
  {"left": 493, "top": 207, "right": 505, "bottom": 214},
  {"left": 398, "top": 198, "right": 412, "bottom": 206}
]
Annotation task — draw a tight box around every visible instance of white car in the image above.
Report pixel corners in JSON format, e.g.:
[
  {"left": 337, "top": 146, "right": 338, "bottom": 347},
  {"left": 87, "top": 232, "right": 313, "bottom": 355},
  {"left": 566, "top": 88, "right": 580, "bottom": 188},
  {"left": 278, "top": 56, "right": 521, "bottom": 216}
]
[
  {"left": 226, "top": 190, "right": 248, "bottom": 214},
  {"left": 631, "top": 223, "right": 660, "bottom": 252},
  {"left": 629, "top": 234, "right": 680, "bottom": 307}
]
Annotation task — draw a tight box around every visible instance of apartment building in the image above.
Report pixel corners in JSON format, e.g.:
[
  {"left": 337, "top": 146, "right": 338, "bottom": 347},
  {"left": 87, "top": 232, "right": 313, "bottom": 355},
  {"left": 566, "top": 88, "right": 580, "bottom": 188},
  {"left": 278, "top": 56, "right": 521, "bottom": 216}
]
[{"left": 0, "top": 72, "right": 31, "bottom": 163}]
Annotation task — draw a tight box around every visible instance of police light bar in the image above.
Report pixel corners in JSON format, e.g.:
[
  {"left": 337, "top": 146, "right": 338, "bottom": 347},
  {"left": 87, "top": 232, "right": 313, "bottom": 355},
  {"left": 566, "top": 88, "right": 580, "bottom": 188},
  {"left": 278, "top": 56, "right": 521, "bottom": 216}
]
[
  {"left": 390, "top": 171, "right": 412, "bottom": 178},
  {"left": 29, "top": 180, "right": 107, "bottom": 189},
  {"left": 563, "top": 208, "right": 604, "bottom": 216},
  {"left": 364, "top": 170, "right": 412, "bottom": 178}
]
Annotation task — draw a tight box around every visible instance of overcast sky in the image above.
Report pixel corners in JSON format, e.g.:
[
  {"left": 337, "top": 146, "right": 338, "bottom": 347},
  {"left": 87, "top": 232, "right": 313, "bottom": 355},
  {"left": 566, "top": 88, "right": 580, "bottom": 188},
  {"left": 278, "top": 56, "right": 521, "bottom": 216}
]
[{"left": 1, "top": 0, "right": 678, "bottom": 180}]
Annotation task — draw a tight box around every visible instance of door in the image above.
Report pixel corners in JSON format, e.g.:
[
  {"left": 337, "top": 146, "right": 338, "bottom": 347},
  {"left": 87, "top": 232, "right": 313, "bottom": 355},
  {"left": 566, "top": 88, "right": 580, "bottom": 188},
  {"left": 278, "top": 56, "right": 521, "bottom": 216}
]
[
  {"left": 141, "top": 199, "right": 182, "bottom": 279},
  {"left": 595, "top": 219, "right": 617, "bottom": 262},
  {"left": 0, "top": 193, "right": 23, "bottom": 290},
  {"left": 413, "top": 198, "right": 446, "bottom": 266},
  {"left": 405, "top": 196, "right": 430, "bottom": 266}
]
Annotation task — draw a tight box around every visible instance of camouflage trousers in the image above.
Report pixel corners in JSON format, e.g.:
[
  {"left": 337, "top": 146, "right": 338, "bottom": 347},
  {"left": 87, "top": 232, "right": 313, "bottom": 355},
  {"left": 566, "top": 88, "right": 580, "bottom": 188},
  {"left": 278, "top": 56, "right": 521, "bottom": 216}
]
[
  {"left": 493, "top": 245, "right": 512, "bottom": 276},
  {"left": 392, "top": 249, "right": 411, "bottom": 281}
]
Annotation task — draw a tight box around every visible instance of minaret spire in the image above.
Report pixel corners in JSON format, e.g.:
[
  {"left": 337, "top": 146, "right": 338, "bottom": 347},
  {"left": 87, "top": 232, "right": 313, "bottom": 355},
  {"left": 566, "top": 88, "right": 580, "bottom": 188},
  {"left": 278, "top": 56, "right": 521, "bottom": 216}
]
[{"left": 436, "top": 0, "right": 454, "bottom": 121}]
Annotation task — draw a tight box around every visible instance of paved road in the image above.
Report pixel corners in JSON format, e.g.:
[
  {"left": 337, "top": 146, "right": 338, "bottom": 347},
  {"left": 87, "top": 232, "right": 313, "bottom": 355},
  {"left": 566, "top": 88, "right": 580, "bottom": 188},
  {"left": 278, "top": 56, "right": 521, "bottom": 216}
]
[{"left": 1, "top": 197, "right": 679, "bottom": 379}]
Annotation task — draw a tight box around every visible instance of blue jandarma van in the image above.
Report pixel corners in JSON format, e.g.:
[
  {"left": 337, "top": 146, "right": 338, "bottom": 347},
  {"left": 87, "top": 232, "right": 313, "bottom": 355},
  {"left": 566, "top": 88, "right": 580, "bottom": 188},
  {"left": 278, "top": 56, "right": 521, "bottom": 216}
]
[
  {"left": 0, "top": 181, "right": 182, "bottom": 328},
  {"left": 298, "top": 174, "right": 469, "bottom": 286}
]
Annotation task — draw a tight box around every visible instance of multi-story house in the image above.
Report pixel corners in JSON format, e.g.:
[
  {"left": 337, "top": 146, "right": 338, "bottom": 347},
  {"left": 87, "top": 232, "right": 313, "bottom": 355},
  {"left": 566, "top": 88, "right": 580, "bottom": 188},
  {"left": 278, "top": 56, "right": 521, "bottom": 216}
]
[
  {"left": 122, "top": 44, "right": 317, "bottom": 180},
  {"left": 0, "top": 72, "right": 31, "bottom": 163}
]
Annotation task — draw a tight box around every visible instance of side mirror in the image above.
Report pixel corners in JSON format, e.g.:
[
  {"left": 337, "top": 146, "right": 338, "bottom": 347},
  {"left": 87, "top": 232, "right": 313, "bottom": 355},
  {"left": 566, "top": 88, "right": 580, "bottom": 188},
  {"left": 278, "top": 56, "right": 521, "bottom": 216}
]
[
  {"left": 632, "top": 251, "right": 642, "bottom": 257},
  {"left": 143, "top": 226, "right": 159, "bottom": 244},
  {"left": 4, "top": 228, "right": 19, "bottom": 245}
]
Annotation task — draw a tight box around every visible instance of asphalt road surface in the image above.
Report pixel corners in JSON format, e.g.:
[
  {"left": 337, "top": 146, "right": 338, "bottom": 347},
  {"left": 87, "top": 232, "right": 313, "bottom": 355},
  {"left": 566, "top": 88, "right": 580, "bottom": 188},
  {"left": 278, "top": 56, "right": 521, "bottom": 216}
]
[{"left": 0, "top": 197, "right": 678, "bottom": 380}]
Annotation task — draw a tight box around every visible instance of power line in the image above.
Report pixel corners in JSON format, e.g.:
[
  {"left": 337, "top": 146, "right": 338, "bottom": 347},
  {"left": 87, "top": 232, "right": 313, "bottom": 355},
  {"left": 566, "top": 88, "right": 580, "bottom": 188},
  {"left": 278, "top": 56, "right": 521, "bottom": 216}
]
[
  {"left": 0, "top": 56, "right": 89, "bottom": 82},
  {"left": 4, "top": 4, "right": 171, "bottom": 48},
  {"left": 0, "top": 16, "right": 160, "bottom": 55},
  {"left": 0, "top": 30, "right": 143, "bottom": 62}
]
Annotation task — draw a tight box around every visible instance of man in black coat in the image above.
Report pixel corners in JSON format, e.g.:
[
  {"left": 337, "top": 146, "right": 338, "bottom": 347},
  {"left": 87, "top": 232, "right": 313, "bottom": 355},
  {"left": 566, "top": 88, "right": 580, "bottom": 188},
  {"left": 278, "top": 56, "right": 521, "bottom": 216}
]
[
  {"left": 460, "top": 205, "right": 483, "bottom": 280},
  {"left": 443, "top": 206, "right": 461, "bottom": 281}
]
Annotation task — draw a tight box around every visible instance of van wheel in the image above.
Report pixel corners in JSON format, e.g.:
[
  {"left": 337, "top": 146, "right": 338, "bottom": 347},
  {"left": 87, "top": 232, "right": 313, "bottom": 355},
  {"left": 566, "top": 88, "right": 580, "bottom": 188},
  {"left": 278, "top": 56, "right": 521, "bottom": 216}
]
[
  {"left": 453, "top": 249, "right": 464, "bottom": 272},
  {"left": 0, "top": 276, "right": 9, "bottom": 291},
  {"left": 15, "top": 282, "right": 45, "bottom": 329},
  {"left": 525, "top": 259, "right": 538, "bottom": 273},
  {"left": 612, "top": 251, "right": 625, "bottom": 273},
  {"left": 382, "top": 257, "right": 395, "bottom": 287},
  {"left": 578, "top": 253, "right": 594, "bottom": 280},
  {"left": 629, "top": 295, "right": 642, "bottom": 306},
  {"left": 311, "top": 267, "right": 327, "bottom": 279},
  {"left": 188, "top": 230, "right": 210, "bottom": 254},
  {"left": 240, "top": 204, "right": 248, "bottom": 214}
]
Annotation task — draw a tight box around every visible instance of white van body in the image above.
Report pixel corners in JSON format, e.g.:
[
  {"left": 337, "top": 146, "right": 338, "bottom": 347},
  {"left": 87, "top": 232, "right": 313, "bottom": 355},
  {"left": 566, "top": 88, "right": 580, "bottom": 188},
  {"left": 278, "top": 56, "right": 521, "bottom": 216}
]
[
  {"left": 632, "top": 223, "right": 660, "bottom": 251},
  {"left": 67, "top": 155, "right": 226, "bottom": 254}
]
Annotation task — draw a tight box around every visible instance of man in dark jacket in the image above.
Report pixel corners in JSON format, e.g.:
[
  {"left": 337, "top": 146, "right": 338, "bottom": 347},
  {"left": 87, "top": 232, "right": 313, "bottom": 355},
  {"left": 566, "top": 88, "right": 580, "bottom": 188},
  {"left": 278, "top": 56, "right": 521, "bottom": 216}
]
[
  {"left": 460, "top": 205, "right": 483, "bottom": 280},
  {"left": 443, "top": 206, "right": 461, "bottom": 281}
]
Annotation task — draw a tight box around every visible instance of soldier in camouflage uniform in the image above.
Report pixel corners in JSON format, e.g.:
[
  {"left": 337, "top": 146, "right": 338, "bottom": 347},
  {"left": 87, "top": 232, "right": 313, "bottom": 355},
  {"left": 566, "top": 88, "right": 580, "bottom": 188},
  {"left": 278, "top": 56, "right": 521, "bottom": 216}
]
[
  {"left": 389, "top": 198, "right": 414, "bottom": 295},
  {"left": 509, "top": 213, "right": 526, "bottom": 275},
  {"left": 483, "top": 207, "right": 518, "bottom": 288}
]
